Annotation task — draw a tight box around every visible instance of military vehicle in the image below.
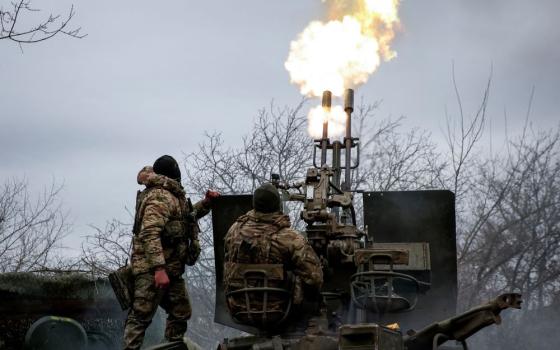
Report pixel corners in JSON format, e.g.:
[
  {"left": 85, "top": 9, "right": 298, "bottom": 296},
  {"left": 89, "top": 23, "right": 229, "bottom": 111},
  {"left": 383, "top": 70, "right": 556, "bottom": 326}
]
[{"left": 210, "top": 89, "right": 522, "bottom": 350}]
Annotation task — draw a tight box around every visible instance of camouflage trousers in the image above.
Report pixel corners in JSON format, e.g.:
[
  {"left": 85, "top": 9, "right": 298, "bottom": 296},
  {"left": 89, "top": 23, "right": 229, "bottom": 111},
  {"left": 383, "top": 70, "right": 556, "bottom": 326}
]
[{"left": 123, "top": 272, "right": 192, "bottom": 350}]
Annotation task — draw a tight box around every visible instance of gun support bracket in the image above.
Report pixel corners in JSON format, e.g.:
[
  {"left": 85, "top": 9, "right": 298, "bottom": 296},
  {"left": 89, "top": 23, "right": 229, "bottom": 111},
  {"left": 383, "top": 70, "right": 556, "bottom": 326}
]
[
  {"left": 341, "top": 137, "right": 360, "bottom": 170},
  {"left": 312, "top": 138, "right": 360, "bottom": 170}
]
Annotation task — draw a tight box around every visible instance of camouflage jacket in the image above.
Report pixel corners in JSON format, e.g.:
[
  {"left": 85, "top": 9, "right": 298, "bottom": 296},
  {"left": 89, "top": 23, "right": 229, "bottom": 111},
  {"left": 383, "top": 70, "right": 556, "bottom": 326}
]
[
  {"left": 131, "top": 166, "right": 210, "bottom": 276},
  {"left": 223, "top": 210, "right": 323, "bottom": 313}
]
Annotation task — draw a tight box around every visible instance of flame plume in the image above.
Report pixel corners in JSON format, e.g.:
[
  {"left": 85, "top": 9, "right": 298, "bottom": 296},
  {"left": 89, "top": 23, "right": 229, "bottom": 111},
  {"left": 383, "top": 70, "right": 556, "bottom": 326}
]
[
  {"left": 285, "top": 0, "right": 401, "bottom": 97},
  {"left": 307, "top": 105, "right": 347, "bottom": 139}
]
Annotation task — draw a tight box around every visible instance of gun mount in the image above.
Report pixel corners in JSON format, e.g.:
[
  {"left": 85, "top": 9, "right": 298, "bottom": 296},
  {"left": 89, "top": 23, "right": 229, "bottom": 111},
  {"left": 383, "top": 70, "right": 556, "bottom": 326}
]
[
  {"left": 268, "top": 90, "right": 431, "bottom": 320},
  {"left": 211, "top": 88, "right": 522, "bottom": 350}
]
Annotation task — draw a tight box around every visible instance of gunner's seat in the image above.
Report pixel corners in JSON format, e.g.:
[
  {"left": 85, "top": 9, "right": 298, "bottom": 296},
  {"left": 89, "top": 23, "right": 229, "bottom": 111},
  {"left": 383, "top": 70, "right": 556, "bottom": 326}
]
[
  {"left": 350, "top": 249, "right": 425, "bottom": 314},
  {"left": 224, "top": 263, "right": 293, "bottom": 329}
]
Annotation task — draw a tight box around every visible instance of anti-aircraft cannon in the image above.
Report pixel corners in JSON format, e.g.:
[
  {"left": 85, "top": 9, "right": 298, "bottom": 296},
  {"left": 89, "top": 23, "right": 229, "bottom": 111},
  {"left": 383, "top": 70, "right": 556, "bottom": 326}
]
[{"left": 210, "top": 89, "right": 522, "bottom": 350}]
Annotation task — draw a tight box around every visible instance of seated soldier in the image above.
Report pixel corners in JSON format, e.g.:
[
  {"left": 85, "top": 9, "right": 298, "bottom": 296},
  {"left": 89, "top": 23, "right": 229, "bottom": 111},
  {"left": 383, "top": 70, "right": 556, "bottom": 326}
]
[{"left": 223, "top": 183, "right": 323, "bottom": 328}]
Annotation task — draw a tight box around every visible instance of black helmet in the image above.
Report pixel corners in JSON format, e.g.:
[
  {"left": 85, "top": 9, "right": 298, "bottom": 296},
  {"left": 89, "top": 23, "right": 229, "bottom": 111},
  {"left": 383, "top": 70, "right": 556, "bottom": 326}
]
[{"left": 153, "top": 155, "right": 181, "bottom": 182}]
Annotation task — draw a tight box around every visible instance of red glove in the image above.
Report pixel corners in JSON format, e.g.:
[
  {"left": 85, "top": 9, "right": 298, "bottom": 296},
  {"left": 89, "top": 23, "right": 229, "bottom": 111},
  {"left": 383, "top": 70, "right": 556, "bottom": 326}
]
[
  {"left": 203, "top": 190, "right": 221, "bottom": 205},
  {"left": 154, "top": 267, "right": 170, "bottom": 289}
]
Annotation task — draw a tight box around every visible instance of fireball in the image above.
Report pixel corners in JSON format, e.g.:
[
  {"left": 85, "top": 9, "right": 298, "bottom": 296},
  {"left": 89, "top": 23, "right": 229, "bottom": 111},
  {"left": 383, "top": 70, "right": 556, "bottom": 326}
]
[{"left": 285, "top": 1, "right": 401, "bottom": 137}]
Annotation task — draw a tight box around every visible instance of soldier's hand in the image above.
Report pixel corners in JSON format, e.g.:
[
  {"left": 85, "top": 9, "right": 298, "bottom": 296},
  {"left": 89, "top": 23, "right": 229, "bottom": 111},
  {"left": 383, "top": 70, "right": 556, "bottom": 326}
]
[
  {"left": 154, "top": 267, "right": 170, "bottom": 289},
  {"left": 203, "top": 190, "right": 221, "bottom": 205}
]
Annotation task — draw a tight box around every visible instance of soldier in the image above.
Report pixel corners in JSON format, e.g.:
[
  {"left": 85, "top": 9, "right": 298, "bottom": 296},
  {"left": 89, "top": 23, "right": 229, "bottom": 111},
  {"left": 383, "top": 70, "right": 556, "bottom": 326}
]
[
  {"left": 124, "top": 155, "right": 219, "bottom": 350},
  {"left": 223, "top": 183, "right": 323, "bottom": 327}
]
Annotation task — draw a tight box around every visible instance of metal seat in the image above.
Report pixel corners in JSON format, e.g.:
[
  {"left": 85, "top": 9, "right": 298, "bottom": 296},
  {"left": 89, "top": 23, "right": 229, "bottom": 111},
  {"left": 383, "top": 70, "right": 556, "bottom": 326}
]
[
  {"left": 225, "top": 263, "right": 293, "bottom": 329},
  {"left": 350, "top": 251, "right": 422, "bottom": 313}
]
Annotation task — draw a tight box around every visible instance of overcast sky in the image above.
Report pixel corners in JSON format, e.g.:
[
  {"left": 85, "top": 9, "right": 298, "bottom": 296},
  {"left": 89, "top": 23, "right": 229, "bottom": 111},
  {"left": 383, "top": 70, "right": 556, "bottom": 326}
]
[{"left": 1, "top": 0, "right": 559, "bottom": 254}]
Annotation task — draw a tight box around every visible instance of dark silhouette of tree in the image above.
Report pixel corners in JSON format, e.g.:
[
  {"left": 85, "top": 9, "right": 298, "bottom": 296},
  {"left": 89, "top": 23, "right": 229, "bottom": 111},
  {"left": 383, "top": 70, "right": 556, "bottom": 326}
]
[{"left": 0, "top": 0, "right": 84, "bottom": 48}]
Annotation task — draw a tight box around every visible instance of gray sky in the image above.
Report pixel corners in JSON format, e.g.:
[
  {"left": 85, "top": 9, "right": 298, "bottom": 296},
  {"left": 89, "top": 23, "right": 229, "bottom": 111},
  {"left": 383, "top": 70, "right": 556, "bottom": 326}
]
[{"left": 1, "top": 0, "right": 559, "bottom": 254}]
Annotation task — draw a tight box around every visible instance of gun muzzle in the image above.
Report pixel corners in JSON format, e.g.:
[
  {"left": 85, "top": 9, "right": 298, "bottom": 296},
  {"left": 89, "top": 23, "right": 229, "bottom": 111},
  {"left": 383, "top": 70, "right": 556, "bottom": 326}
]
[
  {"left": 344, "top": 88, "right": 354, "bottom": 113},
  {"left": 322, "top": 90, "right": 332, "bottom": 109},
  {"left": 320, "top": 90, "right": 332, "bottom": 166}
]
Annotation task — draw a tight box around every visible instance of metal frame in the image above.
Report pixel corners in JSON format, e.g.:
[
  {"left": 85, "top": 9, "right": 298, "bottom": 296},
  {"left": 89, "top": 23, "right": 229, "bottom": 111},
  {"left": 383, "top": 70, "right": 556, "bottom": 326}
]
[
  {"left": 312, "top": 138, "right": 360, "bottom": 171},
  {"left": 225, "top": 267, "right": 293, "bottom": 328},
  {"left": 350, "top": 271, "right": 421, "bottom": 313},
  {"left": 350, "top": 253, "right": 424, "bottom": 314}
]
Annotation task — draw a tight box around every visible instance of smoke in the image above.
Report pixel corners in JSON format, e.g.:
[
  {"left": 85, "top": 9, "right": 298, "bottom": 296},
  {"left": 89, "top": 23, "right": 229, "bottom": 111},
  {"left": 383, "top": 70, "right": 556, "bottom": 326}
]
[
  {"left": 285, "top": 0, "right": 400, "bottom": 97},
  {"left": 468, "top": 304, "right": 560, "bottom": 349}
]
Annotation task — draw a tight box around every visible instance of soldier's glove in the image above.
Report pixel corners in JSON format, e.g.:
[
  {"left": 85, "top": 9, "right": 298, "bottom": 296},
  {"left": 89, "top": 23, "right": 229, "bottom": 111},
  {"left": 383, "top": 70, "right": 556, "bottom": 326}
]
[
  {"left": 202, "top": 189, "right": 221, "bottom": 206},
  {"left": 154, "top": 267, "right": 170, "bottom": 289}
]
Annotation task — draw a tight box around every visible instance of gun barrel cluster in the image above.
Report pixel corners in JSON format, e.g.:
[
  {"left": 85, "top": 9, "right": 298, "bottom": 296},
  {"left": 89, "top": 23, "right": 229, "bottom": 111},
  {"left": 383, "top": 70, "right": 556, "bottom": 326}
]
[{"left": 319, "top": 89, "right": 355, "bottom": 190}]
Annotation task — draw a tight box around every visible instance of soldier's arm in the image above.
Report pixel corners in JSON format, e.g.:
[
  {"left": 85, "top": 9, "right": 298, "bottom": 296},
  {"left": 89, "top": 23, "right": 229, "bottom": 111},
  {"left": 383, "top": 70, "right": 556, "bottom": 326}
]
[
  {"left": 286, "top": 231, "right": 323, "bottom": 288},
  {"left": 192, "top": 200, "right": 211, "bottom": 219},
  {"left": 192, "top": 190, "right": 220, "bottom": 219},
  {"left": 138, "top": 190, "right": 170, "bottom": 269}
]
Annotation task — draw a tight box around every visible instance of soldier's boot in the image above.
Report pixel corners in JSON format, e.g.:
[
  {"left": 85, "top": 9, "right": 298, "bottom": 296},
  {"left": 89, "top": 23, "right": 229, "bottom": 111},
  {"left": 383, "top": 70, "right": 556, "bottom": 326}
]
[
  {"left": 123, "top": 312, "right": 153, "bottom": 350},
  {"left": 164, "top": 303, "right": 190, "bottom": 341},
  {"left": 164, "top": 319, "right": 188, "bottom": 342}
]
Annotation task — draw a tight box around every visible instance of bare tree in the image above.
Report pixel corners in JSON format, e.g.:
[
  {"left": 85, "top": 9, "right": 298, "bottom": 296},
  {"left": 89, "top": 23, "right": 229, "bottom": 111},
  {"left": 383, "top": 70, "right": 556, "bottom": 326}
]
[
  {"left": 182, "top": 100, "right": 312, "bottom": 346},
  {"left": 0, "top": 178, "right": 69, "bottom": 272},
  {"left": 436, "top": 71, "right": 560, "bottom": 348},
  {"left": 81, "top": 219, "right": 132, "bottom": 276},
  {"left": 441, "top": 73, "right": 560, "bottom": 311},
  {"left": 354, "top": 106, "right": 447, "bottom": 192},
  {"left": 185, "top": 99, "right": 311, "bottom": 195},
  {"left": 458, "top": 128, "right": 560, "bottom": 305},
  {"left": 443, "top": 64, "right": 490, "bottom": 202},
  {"left": 0, "top": 0, "right": 84, "bottom": 47}
]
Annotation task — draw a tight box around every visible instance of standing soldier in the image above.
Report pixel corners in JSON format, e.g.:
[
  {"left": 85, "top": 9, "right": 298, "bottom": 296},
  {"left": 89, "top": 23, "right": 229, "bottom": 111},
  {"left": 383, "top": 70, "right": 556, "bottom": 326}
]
[
  {"left": 223, "top": 183, "right": 323, "bottom": 328},
  {"left": 124, "top": 155, "right": 219, "bottom": 350}
]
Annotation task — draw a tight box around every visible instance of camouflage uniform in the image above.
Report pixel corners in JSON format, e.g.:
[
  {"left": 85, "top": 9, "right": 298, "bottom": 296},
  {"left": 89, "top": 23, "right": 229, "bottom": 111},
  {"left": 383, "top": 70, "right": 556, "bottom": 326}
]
[
  {"left": 124, "top": 166, "right": 209, "bottom": 350},
  {"left": 223, "top": 209, "right": 323, "bottom": 325}
]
